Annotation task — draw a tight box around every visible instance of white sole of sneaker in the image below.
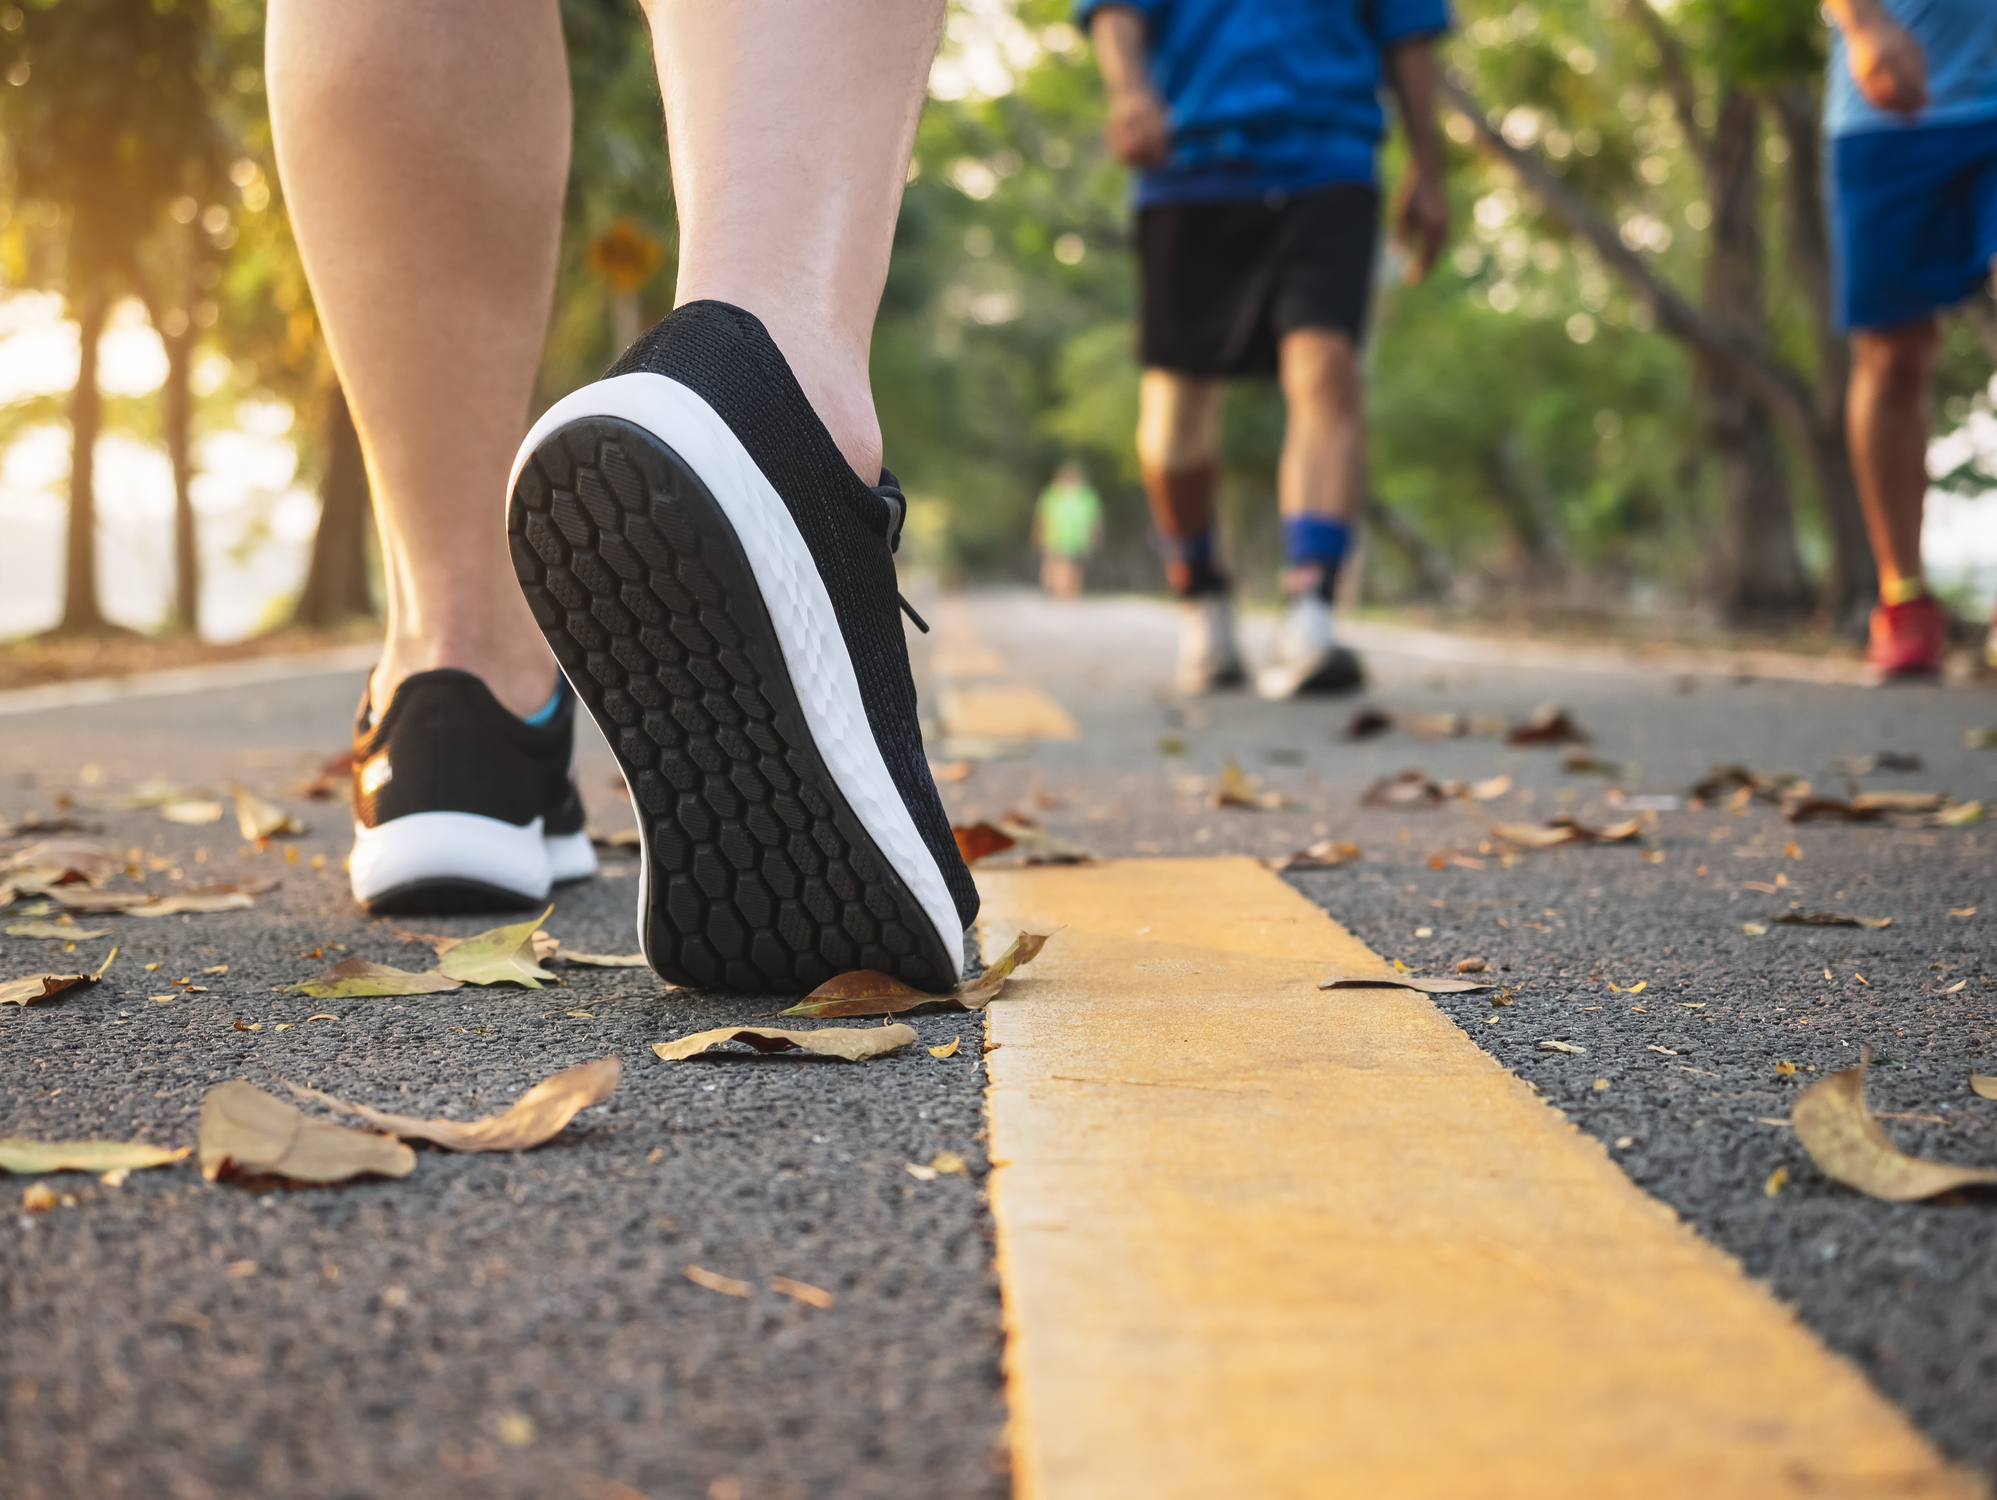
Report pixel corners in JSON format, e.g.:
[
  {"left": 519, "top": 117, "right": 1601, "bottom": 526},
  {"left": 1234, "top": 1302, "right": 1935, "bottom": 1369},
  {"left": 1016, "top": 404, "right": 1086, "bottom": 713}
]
[
  {"left": 545, "top": 828, "right": 599, "bottom": 884},
  {"left": 349, "top": 811, "right": 554, "bottom": 911},
  {"left": 509, "top": 373, "right": 962, "bottom": 970}
]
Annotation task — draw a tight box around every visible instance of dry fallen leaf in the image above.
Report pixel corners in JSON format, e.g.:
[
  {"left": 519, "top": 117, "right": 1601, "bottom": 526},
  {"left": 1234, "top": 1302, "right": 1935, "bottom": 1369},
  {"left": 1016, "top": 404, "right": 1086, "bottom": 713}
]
[
  {"left": 21, "top": 1182, "right": 59, "bottom": 1213},
  {"left": 1935, "top": 801, "right": 1985, "bottom": 828},
  {"left": 288, "top": 1055, "right": 619, "bottom": 1152},
  {"left": 782, "top": 930, "right": 1056, "bottom": 1018},
  {"left": 905, "top": 1150, "right": 970, "bottom": 1181},
  {"left": 1506, "top": 703, "right": 1588, "bottom": 746},
  {"left": 1343, "top": 708, "right": 1392, "bottom": 741},
  {"left": 1560, "top": 747, "right": 1622, "bottom": 776},
  {"left": 286, "top": 957, "right": 464, "bottom": 999},
  {"left": 554, "top": 949, "right": 649, "bottom": 968},
  {"left": 652, "top": 1025, "right": 918, "bottom": 1062},
  {"left": 1538, "top": 1040, "right": 1587, "bottom": 1054},
  {"left": 1319, "top": 973, "right": 1498, "bottom": 994},
  {"left": 7, "top": 921, "right": 112, "bottom": 939},
  {"left": 1456, "top": 957, "right": 1488, "bottom": 974},
  {"left": 0, "top": 1139, "right": 191, "bottom": 1174},
  {"left": 289, "top": 749, "right": 352, "bottom": 801},
  {"left": 1773, "top": 911, "right": 1891, "bottom": 930},
  {"left": 952, "top": 822, "right": 1017, "bottom": 863},
  {"left": 1363, "top": 769, "right": 1443, "bottom": 809},
  {"left": 45, "top": 882, "right": 264, "bottom": 917},
  {"left": 160, "top": 800, "right": 225, "bottom": 825},
  {"left": 6, "top": 838, "right": 121, "bottom": 886},
  {"left": 231, "top": 784, "right": 305, "bottom": 841},
  {"left": 1792, "top": 1057, "right": 1997, "bottom": 1201},
  {"left": 1, "top": 972, "right": 95, "bottom": 1006},
  {"left": 1969, "top": 1075, "right": 1997, "bottom": 1101},
  {"left": 436, "top": 907, "right": 559, "bottom": 988},
  {"left": 1742, "top": 922, "right": 1769, "bottom": 935},
  {"left": 1397, "top": 711, "right": 1466, "bottom": 740},
  {"left": 1470, "top": 775, "right": 1512, "bottom": 801},
  {"left": 954, "top": 929, "right": 1054, "bottom": 1007},
  {"left": 198, "top": 1080, "right": 416, "bottom": 1184},
  {"left": 993, "top": 814, "right": 1095, "bottom": 864},
  {"left": 1764, "top": 1166, "right": 1789, "bottom": 1198},
  {"left": 684, "top": 1264, "right": 753, "bottom": 1297},
  {"left": 1849, "top": 789, "right": 1946, "bottom": 814},
  {"left": 929, "top": 1036, "right": 962, "bottom": 1058},
  {"left": 1212, "top": 759, "right": 1287, "bottom": 810},
  {"left": 1966, "top": 727, "right": 1997, "bottom": 749},
  {"left": 1490, "top": 822, "right": 1584, "bottom": 849},
  {"left": 1269, "top": 839, "right": 1361, "bottom": 871}
]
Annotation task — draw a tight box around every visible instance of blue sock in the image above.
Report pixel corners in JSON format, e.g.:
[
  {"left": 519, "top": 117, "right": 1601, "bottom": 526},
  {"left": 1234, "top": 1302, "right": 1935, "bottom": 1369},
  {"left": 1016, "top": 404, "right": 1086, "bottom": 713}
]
[
  {"left": 1283, "top": 515, "right": 1350, "bottom": 599},
  {"left": 521, "top": 681, "right": 564, "bottom": 727}
]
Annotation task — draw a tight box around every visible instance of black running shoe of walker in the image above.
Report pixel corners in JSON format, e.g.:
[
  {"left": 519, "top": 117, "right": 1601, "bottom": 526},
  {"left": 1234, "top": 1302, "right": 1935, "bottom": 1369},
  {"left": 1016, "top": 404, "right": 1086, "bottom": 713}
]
[
  {"left": 348, "top": 669, "right": 597, "bottom": 914},
  {"left": 504, "top": 300, "right": 977, "bottom": 993}
]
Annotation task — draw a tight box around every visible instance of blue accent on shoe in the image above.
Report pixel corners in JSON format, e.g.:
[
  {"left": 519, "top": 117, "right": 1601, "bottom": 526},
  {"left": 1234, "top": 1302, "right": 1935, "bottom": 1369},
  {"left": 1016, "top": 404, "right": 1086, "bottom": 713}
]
[
  {"left": 1282, "top": 514, "right": 1350, "bottom": 572},
  {"left": 520, "top": 682, "right": 564, "bottom": 728}
]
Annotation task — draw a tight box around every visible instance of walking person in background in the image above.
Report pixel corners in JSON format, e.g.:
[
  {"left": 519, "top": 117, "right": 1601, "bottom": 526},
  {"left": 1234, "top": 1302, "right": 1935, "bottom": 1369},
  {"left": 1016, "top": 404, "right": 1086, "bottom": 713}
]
[
  {"left": 1034, "top": 460, "right": 1104, "bottom": 600},
  {"left": 1082, "top": 0, "right": 1450, "bottom": 698},
  {"left": 1823, "top": 0, "right": 1997, "bottom": 679}
]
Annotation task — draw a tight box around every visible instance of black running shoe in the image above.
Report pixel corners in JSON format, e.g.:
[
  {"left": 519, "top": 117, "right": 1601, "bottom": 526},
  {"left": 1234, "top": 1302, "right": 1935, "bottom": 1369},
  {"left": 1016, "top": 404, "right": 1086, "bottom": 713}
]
[
  {"left": 348, "top": 669, "right": 597, "bottom": 913},
  {"left": 504, "top": 301, "right": 977, "bottom": 993}
]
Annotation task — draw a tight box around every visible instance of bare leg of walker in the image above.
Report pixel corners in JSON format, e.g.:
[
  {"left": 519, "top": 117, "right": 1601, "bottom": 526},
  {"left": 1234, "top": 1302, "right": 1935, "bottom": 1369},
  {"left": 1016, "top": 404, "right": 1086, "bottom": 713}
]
[{"left": 1135, "top": 370, "right": 1241, "bottom": 692}]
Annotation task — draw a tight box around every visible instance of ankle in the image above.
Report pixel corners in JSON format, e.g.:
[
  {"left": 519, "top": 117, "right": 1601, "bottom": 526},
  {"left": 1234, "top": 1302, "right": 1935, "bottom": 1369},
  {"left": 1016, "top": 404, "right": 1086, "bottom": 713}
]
[
  {"left": 371, "top": 634, "right": 558, "bottom": 721},
  {"left": 1879, "top": 574, "right": 1928, "bottom": 606}
]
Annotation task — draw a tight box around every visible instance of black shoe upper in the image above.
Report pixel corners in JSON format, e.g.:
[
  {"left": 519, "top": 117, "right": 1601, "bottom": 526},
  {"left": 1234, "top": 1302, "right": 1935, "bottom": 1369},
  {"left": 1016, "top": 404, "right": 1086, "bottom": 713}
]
[
  {"left": 354, "top": 669, "right": 584, "bottom": 836},
  {"left": 604, "top": 301, "right": 978, "bottom": 931}
]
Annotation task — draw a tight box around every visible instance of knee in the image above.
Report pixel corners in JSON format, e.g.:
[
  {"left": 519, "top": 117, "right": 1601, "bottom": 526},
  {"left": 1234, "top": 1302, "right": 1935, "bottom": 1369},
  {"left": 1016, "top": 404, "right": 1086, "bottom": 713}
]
[
  {"left": 1136, "top": 372, "right": 1220, "bottom": 472},
  {"left": 1279, "top": 330, "right": 1361, "bottom": 414},
  {"left": 1852, "top": 322, "right": 1940, "bottom": 394}
]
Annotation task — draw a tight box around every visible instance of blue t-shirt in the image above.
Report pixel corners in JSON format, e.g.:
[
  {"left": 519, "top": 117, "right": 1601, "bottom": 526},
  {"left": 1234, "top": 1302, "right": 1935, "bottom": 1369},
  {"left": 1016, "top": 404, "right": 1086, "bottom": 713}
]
[
  {"left": 1077, "top": 0, "right": 1450, "bottom": 205},
  {"left": 1827, "top": 0, "right": 1997, "bottom": 137}
]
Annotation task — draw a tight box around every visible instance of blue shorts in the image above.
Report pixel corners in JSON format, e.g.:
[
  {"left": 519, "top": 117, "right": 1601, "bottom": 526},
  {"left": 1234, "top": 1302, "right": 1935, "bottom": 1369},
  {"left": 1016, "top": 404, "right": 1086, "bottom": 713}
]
[{"left": 1831, "top": 114, "right": 1997, "bottom": 331}]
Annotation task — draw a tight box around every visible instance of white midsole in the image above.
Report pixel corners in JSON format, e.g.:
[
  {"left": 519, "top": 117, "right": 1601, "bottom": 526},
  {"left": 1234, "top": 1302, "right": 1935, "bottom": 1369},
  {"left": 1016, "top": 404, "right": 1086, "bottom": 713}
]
[
  {"left": 350, "top": 812, "right": 555, "bottom": 904},
  {"left": 545, "top": 828, "right": 599, "bottom": 883},
  {"left": 510, "top": 373, "right": 962, "bottom": 965}
]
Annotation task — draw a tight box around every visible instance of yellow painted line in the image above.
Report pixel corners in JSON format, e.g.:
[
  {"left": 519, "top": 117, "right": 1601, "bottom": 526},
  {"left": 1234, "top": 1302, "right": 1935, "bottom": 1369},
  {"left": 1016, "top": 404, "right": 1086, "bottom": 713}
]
[
  {"left": 980, "top": 859, "right": 1980, "bottom": 1500},
  {"left": 938, "top": 683, "right": 1079, "bottom": 743}
]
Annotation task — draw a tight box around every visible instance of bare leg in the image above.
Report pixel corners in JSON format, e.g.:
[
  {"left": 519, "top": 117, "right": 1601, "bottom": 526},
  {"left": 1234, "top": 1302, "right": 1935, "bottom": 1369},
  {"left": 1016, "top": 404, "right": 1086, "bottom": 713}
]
[
  {"left": 1136, "top": 369, "right": 1225, "bottom": 592},
  {"left": 268, "top": 0, "right": 571, "bottom": 717},
  {"left": 643, "top": 0, "right": 945, "bottom": 482},
  {"left": 1847, "top": 319, "right": 1939, "bottom": 598},
  {"left": 1276, "top": 327, "right": 1365, "bottom": 593}
]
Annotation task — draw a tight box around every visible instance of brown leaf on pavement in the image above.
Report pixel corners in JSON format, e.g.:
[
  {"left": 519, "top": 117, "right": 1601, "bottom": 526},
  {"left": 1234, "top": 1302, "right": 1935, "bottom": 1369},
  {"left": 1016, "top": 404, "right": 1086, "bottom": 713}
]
[
  {"left": 46, "top": 881, "right": 267, "bottom": 916},
  {"left": 436, "top": 907, "right": 559, "bottom": 987},
  {"left": 1691, "top": 763, "right": 1804, "bottom": 807},
  {"left": 652, "top": 1024, "right": 918, "bottom": 1062},
  {"left": 1319, "top": 973, "right": 1499, "bottom": 994},
  {"left": 1269, "top": 839, "right": 1362, "bottom": 871},
  {"left": 1362, "top": 769, "right": 1443, "bottom": 808},
  {"left": 0, "top": 1139, "right": 191, "bottom": 1174},
  {"left": 1490, "top": 821, "right": 1585, "bottom": 849},
  {"left": 782, "top": 931, "right": 1055, "bottom": 1018},
  {"left": 160, "top": 800, "right": 225, "bottom": 825},
  {"left": 1343, "top": 708, "right": 1392, "bottom": 740},
  {"left": 231, "top": 784, "right": 305, "bottom": 842},
  {"left": 198, "top": 1080, "right": 416, "bottom": 1184},
  {"left": 1793, "top": 1058, "right": 1997, "bottom": 1201},
  {"left": 286, "top": 957, "right": 464, "bottom": 998},
  {"left": 994, "top": 813, "right": 1096, "bottom": 863},
  {"left": 7, "top": 920, "right": 111, "bottom": 939},
  {"left": 5, "top": 838, "right": 120, "bottom": 886},
  {"left": 555, "top": 949, "right": 649, "bottom": 968},
  {"left": 1970, "top": 1075, "right": 1997, "bottom": 1100},
  {"left": 952, "top": 822, "right": 1016, "bottom": 863},
  {"left": 1849, "top": 789, "right": 1946, "bottom": 814},
  {"left": 1, "top": 972, "right": 95, "bottom": 1006},
  {"left": 288, "top": 1055, "right": 620, "bottom": 1152},
  {"left": 1397, "top": 711, "right": 1465, "bottom": 740},
  {"left": 288, "top": 750, "right": 353, "bottom": 801},
  {"left": 683, "top": 1264, "right": 753, "bottom": 1297},
  {"left": 1470, "top": 775, "right": 1512, "bottom": 801},
  {"left": 1561, "top": 747, "right": 1623, "bottom": 776},
  {"left": 1212, "top": 759, "right": 1288, "bottom": 810},
  {"left": 1506, "top": 703, "right": 1588, "bottom": 745},
  {"left": 1772, "top": 911, "right": 1892, "bottom": 930},
  {"left": 769, "top": 1276, "right": 835, "bottom": 1308},
  {"left": 1538, "top": 1039, "right": 1588, "bottom": 1054},
  {"left": 1456, "top": 957, "right": 1488, "bottom": 973}
]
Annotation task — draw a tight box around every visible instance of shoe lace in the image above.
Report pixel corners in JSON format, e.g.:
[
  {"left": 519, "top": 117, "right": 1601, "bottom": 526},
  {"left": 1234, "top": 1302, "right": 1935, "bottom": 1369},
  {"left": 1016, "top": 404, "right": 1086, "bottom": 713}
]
[{"left": 874, "top": 470, "right": 929, "bottom": 634}]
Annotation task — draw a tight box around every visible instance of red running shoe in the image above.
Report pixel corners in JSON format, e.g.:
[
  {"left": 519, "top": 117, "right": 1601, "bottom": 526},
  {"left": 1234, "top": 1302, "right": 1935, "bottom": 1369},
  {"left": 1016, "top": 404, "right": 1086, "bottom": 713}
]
[{"left": 1867, "top": 595, "right": 1946, "bottom": 679}]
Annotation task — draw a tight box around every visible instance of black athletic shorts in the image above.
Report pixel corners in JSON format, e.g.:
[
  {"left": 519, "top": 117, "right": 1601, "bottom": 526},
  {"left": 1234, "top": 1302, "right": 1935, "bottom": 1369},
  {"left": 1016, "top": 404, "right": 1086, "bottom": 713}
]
[{"left": 1137, "top": 181, "right": 1381, "bottom": 377}]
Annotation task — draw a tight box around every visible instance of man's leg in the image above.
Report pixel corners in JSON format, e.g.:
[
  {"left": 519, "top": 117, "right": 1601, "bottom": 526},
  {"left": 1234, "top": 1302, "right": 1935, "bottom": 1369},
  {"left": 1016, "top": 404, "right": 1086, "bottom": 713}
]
[
  {"left": 267, "top": 0, "right": 571, "bottom": 719},
  {"left": 644, "top": 0, "right": 944, "bottom": 481},
  {"left": 1276, "top": 327, "right": 1365, "bottom": 595},
  {"left": 1848, "top": 318, "right": 1947, "bottom": 675},
  {"left": 1136, "top": 370, "right": 1242, "bottom": 692},
  {"left": 1255, "top": 327, "right": 1367, "bottom": 698}
]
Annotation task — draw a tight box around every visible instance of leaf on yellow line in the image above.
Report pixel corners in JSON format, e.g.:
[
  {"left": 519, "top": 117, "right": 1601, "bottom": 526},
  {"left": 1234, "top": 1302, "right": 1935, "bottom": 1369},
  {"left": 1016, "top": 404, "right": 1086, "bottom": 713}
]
[
  {"left": 285, "top": 957, "right": 463, "bottom": 999},
  {"left": 436, "top": 908, "right": 559, "bottom": 988},
  {"left": 231, "top": 783, "right": 305, "bottom": 842},
  {"left": 928, "top": 1036, "right": 962, "bottom": 1058},
  {"left": 287, "top": 1055, "right": 620, "bottom": 1152},
  {"left": 955, "top": 929, "right": 1056, "bottom": 1007},
  {"left": 0, "top": 972, "right": 95, "bottom": 1006},
  {"left": 0, "top": 1139, "right": 191, "bottom": 1174},
  {"left": 198, "top": 1080, "right": 415, "bottom": 1184},
  {"left": 1792, "top": 1056, "right": 1997, "bottom": 1201},
  {"left": 1319, "top": 973, "right": 1498, "bottom": 994},
  {"left": 652, "top": 1025, "right": 917, "bottom": 1063}
]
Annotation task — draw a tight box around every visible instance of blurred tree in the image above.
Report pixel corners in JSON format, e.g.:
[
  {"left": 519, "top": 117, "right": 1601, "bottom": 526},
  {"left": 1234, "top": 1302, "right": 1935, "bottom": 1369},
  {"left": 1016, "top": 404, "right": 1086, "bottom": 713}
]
[{"left": 0, "top": 0, "right": 220, "bottom": 635}]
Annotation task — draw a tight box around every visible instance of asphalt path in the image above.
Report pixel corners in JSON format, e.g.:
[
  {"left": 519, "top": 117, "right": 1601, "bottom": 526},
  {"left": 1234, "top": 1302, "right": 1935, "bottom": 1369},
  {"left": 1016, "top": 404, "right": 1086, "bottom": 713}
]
[{"left": 2, "top": 591, "right": 1995, "bottom": 1495}]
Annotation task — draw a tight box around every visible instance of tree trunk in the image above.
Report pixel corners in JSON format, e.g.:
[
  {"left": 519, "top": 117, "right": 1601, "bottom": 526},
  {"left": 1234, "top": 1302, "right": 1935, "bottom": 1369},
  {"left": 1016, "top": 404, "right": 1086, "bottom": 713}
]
[
  {"left": 1697, "top": 89, "right": 1811, "bottom": 623},
  {"left": 294, "top": 379, "right": 377, "bottom": 626},
  {"left": 58, "top": 287, "right": 110, "bottom": 636},
  {"left": 163, "top": 316, "right": 198, "bottom": 634},
  {"left": 1773, "top": 83, "right": 1875, "bottom": 631}
]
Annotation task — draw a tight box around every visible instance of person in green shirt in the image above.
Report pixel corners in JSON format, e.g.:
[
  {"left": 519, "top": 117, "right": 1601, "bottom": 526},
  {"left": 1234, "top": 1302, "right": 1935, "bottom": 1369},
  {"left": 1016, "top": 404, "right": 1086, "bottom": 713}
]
[{"left": 1034, "top": 462, "right": 1105, "bottom": 600}]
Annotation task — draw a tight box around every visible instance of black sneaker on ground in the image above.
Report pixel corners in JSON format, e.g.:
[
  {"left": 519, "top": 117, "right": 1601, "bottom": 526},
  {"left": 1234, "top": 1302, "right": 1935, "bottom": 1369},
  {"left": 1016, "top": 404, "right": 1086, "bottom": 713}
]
[
  {"left": 504, "top": 300, "right": 977, "bottom": 993},
  {"left": 348, "top": 669, "right": 597, "bottom": 914}
]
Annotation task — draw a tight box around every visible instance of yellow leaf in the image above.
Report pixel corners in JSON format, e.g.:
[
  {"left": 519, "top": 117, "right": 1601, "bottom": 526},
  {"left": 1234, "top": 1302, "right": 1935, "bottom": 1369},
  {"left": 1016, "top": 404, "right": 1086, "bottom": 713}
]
[
  {"left": 769, "top": 1276, "right": 835, "bottom": 1308},
  {"left": 21, "top": 1182, "right": 58, "bottom": 1213},
  {"left": 929, "top": 1036, "right": 962, "bottom": 1058},
  {"left": 1792, "top": 1058, "right": 1997, "bottom": 1201},
  {"left": 654, "top": 1026, "right": 916, "bottom": 1063},
  {"left": 286, "top": 958, "right": 462, "bottom": 999},
  {"left": 1764, "top": 1166, "right": 1788, "bottom": 1197},
  {"left": 230, "top": 784, "right": 304, "bottom": 842},
  {"left": 198, "top": 1080, "right": 415, "bottom": 1184},
  {"left": 1775, "top": 1060, "right": 1797, "bottom": 1076},
  {"left": 160, "top": 800, "right": 224, "bottom": 825},
  {"left": 287, "top": 1056, "right": 620, "bottom": 1153},
  {"left": 0, "top": 1139, "right": 191, "bottom": 1174},
  {"left": 7, "top": 921, "right": 111, "bottom": 939},
  {"left": 1971, "top": 1074, "right": 1997, "bottom": 1101},
  {"left": 0, "top": 972, "right": 95, "bottom": 1006},
  {"left": 436, "top": 907, "right": 559, "bottom": 988},
  {"left": 905, "top": 1150, "right": 970, "bottom": 1181}
]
